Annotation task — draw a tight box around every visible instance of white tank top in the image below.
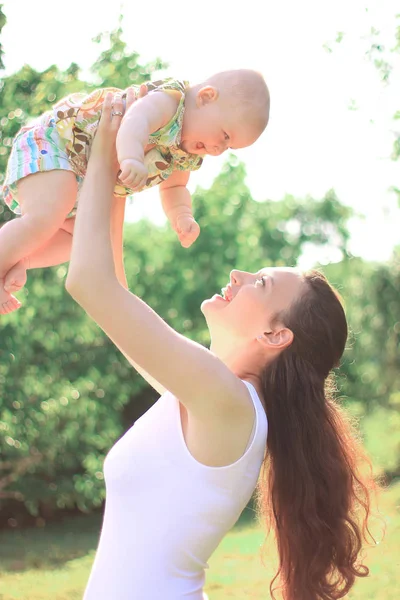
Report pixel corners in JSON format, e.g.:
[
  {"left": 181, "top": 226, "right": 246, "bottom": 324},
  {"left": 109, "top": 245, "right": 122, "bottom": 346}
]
[{"left": 83, "top": 381, "right": 268, "bottom": 600}]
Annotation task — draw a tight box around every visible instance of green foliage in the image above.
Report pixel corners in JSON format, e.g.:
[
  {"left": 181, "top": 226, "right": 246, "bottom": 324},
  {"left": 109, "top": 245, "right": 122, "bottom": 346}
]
[
  {"left": 392, "top": 17, "right": 400, "bottom": 163},
  {"left": 365, "top": 14, "right": 400, "bottom": 170},
  {"left": 324, "top": 253, "right": 400, "bottom": 409},
  {"left": 0, "top": 4, "right": 6, "bottom": 70},
  {"left": 0, "top": 7, "right": 399, "bottom": 524},
  {"left": 323, "top": 252, "right": 400, "bottom": 477},
  {"left": 91, "top": 17, "right": 166, "bottom": 89},
  {"left": 393, "top": 109, "right": 400, "bottom": 161},
  {"left": 0, "top": 156, "right": 353, "bottom": 519},
  {"left": 0, "top": 11, "right": 169, "bottom": 516},
  {"left": 0, "top": 19, "right": 166, "bottom": 221}
]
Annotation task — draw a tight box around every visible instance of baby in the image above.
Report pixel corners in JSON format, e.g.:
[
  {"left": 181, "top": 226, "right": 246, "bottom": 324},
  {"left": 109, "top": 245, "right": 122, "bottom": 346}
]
[{"left": 0, "top": 69, "right": 270, "bottom": 314}]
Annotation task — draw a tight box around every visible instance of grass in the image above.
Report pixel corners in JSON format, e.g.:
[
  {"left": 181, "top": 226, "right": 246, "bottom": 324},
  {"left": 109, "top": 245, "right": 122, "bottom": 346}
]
[{"left": 0, "top": 483, "right": 399, "bottom": 600}]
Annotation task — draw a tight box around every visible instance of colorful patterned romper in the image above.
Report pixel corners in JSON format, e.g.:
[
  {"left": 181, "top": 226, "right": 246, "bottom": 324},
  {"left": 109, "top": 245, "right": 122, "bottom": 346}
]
[{"left": 2, "top": 78, "right": 203, "bottom": 216}]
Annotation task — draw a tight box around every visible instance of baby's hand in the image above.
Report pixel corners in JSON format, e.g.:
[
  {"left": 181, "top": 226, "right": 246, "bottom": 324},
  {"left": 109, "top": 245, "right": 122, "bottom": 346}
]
[
  {"left": 175, "top": 214, "right": 200, "bottom": 248},
  {"left": 119, "top": 158, "right": 148, "bottom": 189}
]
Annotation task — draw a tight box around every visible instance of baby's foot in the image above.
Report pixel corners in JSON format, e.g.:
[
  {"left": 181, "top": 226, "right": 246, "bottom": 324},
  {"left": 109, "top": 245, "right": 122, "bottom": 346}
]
[
  {"left": 4, "top": 260, "right": 28, "bottom": 294},
  {"left": 0, "top": 281, "right": 22, "bottom": 315}
]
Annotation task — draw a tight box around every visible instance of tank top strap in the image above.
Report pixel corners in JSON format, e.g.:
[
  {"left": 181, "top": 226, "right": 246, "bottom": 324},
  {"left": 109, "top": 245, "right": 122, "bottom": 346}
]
[{"left": 240, "top": 380, "right": 268, "bottom": 457}]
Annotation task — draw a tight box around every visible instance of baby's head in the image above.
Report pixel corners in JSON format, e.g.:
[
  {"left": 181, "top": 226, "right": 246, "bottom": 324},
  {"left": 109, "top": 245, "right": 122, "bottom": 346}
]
[{"left": 181, "top": 69, "right": 270, "bottom": 156}]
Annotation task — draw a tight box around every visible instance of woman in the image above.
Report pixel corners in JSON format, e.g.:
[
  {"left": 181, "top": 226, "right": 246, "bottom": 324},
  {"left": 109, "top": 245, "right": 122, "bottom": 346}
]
[{"left": 66, "top": 92, "right": 375, "bottom": 600}]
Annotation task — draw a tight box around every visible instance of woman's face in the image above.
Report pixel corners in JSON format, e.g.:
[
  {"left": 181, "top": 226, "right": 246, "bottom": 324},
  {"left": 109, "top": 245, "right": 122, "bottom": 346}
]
[{"left": 201, "top": 267, "right": 304, "bottom": 341}]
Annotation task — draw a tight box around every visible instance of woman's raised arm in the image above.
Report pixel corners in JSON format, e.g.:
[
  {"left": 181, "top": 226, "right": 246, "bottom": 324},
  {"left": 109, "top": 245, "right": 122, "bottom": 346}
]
[{"left": 66, "top": 91, "right": 250, "bottom": 420}]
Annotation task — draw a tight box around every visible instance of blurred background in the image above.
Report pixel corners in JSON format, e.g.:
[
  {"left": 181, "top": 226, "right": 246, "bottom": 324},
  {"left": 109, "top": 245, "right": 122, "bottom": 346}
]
[{"left": 0, "top": 1, "right": 399, "bottom": 598}]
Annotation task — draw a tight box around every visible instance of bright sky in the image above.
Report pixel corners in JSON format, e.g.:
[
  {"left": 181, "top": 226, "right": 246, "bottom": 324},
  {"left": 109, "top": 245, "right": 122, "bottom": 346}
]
[{"left": 2, "top": 0, "right": 400, "bottom": 266}]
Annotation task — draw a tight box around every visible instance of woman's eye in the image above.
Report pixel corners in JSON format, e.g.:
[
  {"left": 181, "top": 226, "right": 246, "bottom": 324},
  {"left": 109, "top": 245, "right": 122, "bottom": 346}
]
[{"left": 256, "top": 277, "right": 266, "bottom": 287}]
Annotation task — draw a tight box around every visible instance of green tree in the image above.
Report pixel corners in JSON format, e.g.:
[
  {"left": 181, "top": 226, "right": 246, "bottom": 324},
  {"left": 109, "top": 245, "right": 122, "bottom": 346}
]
[
  {"left": 0, "top": 155, "right": 353, "bottom": 521},
  {"left": 0, "top": 14, "right": 166, "bottom": 223},
  {"left": 368, "top": 14, "right": 400, "bottom": 163},
  {"left": 391, "top": 19, "right": 400, "bottom": 162},
  {"left": 91, "top": 17, "right": 165, "bottom": 89},
  {"left": 2, "top": 6, "right": 397, "bottom": 524},
  {"left": 0, "top": 4, "right": 5, "bottom": 70},
  {"left": 323, "top": 251, "right": 400, "bottom": 479}
]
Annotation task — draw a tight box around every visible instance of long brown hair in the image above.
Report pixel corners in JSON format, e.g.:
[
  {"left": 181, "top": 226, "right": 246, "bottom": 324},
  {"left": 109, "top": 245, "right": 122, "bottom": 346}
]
[{"left": 256, "top": 270, "right": 376, "bottom": 600}]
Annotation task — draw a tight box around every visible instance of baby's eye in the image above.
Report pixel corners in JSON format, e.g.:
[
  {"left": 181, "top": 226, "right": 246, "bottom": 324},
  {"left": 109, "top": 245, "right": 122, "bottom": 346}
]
[
  {"left": 223, "top": 132, "right": 230, "bottom": 141},
  {"left": 256, "top": 276, "right": 266, "bottom": 287}
]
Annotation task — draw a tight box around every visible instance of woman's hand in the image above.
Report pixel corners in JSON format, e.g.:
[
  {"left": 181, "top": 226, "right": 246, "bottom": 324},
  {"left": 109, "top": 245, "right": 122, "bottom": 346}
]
[
  {"left": 66, "top": 84, "right": 147, "bottom": 293},
  {"left": 89, "top": 85, "right": 148, "bottom": 176}
]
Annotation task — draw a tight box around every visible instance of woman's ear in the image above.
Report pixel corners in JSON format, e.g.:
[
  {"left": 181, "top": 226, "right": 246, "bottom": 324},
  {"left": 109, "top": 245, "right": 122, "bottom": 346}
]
[
  {"left": 196, "top": 85, "right": 219, "bottom": 107},
  {"left": 259, "top": 326, "right": 294, "bottom": 351}
]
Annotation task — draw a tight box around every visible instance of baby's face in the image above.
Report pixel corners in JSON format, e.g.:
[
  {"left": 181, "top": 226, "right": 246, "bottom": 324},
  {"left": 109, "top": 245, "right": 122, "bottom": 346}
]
[{"left": 180, "top": 96, "right": 261, "bottom": 157}]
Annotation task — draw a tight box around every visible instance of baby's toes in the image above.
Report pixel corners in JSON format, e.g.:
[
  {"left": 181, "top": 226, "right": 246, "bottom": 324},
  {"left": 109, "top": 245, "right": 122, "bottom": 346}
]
[{"left": 1, "top": 297, "right": 21, "bottom": 315}]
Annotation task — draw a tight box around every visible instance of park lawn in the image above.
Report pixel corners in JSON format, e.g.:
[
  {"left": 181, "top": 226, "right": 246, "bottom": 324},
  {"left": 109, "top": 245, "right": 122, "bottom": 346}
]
[{"left": 0, "top": 483, "right": 398, "bottom": 600}]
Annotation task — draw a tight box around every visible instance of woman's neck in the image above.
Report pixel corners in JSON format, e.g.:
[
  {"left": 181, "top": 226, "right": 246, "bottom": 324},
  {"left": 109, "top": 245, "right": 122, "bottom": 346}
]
[{"left": 210, "top": 339, "right": 263, "bottom": 385}]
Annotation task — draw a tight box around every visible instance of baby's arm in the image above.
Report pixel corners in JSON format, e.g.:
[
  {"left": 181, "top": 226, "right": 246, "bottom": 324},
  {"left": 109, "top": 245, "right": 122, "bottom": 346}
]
[
  {"left": 116, "top": 90, "right": 179, "bottom": 189},
  {"left": 159, "top": 171, "right": 200, "bottom": 248}
]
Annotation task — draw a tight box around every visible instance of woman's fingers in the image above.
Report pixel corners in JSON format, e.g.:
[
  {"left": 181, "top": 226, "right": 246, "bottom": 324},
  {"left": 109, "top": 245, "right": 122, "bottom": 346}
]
[
  {"left": 98, "top": 92, "right": 113, "bottom": 130},
  {"left": 125, "top": 83, "right": 147, "bottom": 112},
  {"left": 100, "top": 83, "right": 148, "bottom": 134},
  {"left": 138, "top": 83, "right": 148, "bottom": 99},
  {"left": 125, "top": 87, "right": 136, "bottom": 112},
  {"left": 91, "top": 92, "right": 120, "bottom": 169},
  {"left": 98, "top": 91, "right": 125, "bottom": 137},
  {"left": 93, "top": 84, "right": 149, "bottom": 173},
  {"left": 110, "top": 92, "right": 124, "bottom": 132}
]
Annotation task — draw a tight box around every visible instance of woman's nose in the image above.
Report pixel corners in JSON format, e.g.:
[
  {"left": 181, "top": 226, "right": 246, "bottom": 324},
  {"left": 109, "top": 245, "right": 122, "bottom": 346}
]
[
  {"left": 230, "top": 270, "right": 243, "bottom": 285},
  {"left": 230, "top": 270, "right": 253, "bottom": 286}
]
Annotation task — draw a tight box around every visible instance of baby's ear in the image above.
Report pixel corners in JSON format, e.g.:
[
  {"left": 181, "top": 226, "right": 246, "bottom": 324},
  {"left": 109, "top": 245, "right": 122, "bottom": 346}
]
[{"left": 197, "top": 86, "right": 219, "bottom": 106}]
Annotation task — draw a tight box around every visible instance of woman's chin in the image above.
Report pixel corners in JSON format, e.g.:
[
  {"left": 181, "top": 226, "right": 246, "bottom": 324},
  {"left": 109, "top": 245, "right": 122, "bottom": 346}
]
[{"left": 201, "top": 294, "right": 229, "bottom": 314}]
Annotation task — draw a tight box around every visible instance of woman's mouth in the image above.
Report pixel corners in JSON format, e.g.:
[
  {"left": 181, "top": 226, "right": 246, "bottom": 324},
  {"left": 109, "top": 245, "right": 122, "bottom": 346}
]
[{"left": 221, "top": 285, "right": 232, "bottom": 302}]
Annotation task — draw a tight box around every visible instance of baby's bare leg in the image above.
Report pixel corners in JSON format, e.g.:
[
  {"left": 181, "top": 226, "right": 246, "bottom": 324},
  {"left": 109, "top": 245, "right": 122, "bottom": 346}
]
[
  {"left": 0, "top": 171, "right": 77, "bottom": 314},
  {"left": 30, "top": 218, "right": 75, "bottom": 267},
  {"left": 4, "top": 222, "right": 75, "bottom": 293}
]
